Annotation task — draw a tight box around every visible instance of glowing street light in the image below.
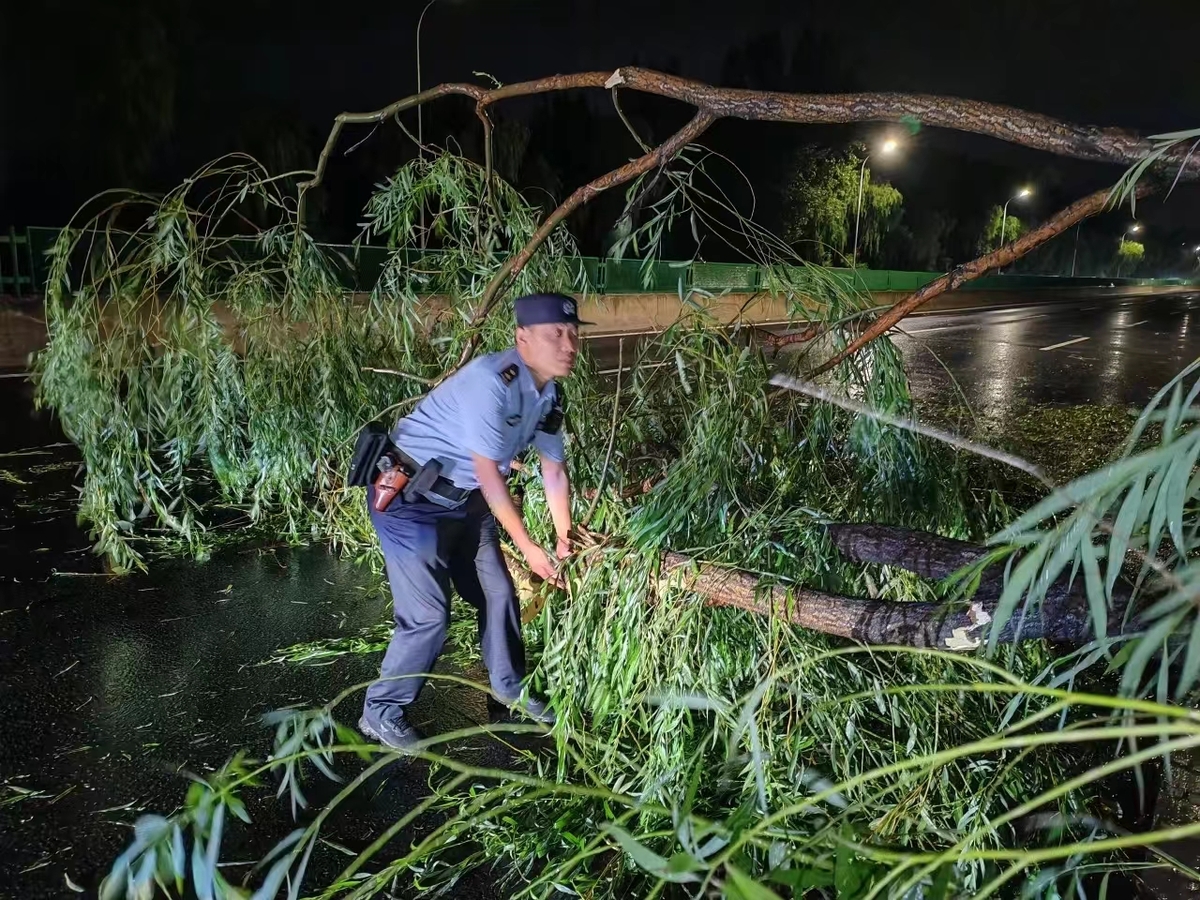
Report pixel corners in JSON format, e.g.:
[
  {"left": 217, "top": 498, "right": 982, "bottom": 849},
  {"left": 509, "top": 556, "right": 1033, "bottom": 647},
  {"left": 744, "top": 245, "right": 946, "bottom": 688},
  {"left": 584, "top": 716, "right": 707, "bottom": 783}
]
[
  {"left": 1000, "top": 188, "right": 1032, "bottom": 247},
  {"left": 998, "top": 186, "right": 1032, "bottom": 273},
  {"left": 1117, "top": 225, "right": 1143, "bottom": 277},
  {"left": 852, "top": 139, "right": 900, "bottom": 267}
]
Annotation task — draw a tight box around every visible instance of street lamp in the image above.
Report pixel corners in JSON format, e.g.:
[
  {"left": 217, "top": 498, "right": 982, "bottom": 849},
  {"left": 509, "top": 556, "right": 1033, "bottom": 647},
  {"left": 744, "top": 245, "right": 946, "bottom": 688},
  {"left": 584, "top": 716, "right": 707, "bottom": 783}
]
[
  {"left": 852, "top": 139, "right": 898, "bottom": 268},
  {"left": 997, "top": 187, "right": 1032, "bottom": 273},
  {"left": 1117, "top": 224, "right": 1142, "bottom": 277},
  {"left": 415, "top": 0, "right": 439, "bottom": 246},
  {"left": 416, "top": 0, "right": 439, "bottom": 158}
]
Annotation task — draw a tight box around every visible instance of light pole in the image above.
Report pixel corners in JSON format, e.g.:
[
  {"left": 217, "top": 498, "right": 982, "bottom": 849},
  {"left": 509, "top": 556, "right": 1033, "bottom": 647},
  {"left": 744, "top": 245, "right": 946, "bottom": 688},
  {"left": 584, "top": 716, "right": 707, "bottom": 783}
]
[
  {"left": 416, "top": 0, "right": 439, "bottom": 157},
  {"left": 415, "top": 0, "right": 438, "bottom": 247},
  {"left": 997, "top": 186, "right": 1032, "bottom": 273},
  {"left": 852, "top": 139, "right": 897, "bottom": 268}
]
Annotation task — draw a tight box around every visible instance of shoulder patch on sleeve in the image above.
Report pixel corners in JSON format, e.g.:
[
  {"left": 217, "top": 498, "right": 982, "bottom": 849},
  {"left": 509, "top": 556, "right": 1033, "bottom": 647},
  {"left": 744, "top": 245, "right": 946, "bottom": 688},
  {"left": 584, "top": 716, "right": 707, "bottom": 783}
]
[{"left": 499, "top": 364, "right": 519, "bottom": 385}]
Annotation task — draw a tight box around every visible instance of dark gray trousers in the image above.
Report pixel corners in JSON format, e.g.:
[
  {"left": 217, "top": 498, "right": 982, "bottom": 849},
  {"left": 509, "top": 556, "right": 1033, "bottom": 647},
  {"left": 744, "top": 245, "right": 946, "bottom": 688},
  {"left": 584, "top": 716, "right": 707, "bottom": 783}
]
[{"left": 362, "top": 487, "right": 525, "bottom": 725}]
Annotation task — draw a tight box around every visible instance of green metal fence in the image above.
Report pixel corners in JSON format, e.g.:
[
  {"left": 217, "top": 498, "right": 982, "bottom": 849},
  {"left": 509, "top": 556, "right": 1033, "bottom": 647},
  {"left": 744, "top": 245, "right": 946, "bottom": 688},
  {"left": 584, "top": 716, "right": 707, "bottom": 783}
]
[
  {"left": 0, "top": 227, "right": 38, "bottom": 297},
  {"left": 2, "top": 225, "right": 1197, "bottom": 297}
]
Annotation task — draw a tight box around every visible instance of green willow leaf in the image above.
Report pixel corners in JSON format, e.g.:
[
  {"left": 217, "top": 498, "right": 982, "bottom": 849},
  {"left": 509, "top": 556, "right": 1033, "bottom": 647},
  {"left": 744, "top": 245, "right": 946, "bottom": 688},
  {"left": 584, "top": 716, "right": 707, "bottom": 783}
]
[
  {"left": 1177, "top": 615, "right": 1200, "bottom": 699},
  {"left": 1106, "top": 476, "right": 1145, "bottom": 600},
  {"left": 988, "top": 543, "right": 1050, "bottom": 651},
  {"left": 601, "top": 824, "right": 698, "bottom": 884},
  {"left": 1081, "top": 538, "right": 1107, "bottom": 641},
  {"left": 995, "top": 448, "right": 1172, "bottom": 543},
  {"left": 726, "top": 863, "right": 784, "bottom": 900},
  {"left": 1119, "top": 613, "right": 1183, "bottom": 697}
]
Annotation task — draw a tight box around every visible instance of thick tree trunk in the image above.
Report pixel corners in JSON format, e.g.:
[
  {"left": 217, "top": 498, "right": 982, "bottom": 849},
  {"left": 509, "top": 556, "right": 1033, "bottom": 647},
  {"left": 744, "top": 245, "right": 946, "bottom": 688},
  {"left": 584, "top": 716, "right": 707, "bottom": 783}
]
[
  {"left": 513, "top": 523, "right": 1110, "bottom": 651},
  {"left": 661, "top": 550, "right": 1094, "bottom": 651}
]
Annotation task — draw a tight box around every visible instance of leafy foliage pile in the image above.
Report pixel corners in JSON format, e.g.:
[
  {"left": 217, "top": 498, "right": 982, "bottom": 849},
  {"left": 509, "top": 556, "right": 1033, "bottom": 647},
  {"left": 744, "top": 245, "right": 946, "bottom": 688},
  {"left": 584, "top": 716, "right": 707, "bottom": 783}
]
[
  {"left": 38, "top": 150, "right": 1200, "bottom": 898},
  {"left": 34, "top": 154, "right": 585, "bottom": 572}
]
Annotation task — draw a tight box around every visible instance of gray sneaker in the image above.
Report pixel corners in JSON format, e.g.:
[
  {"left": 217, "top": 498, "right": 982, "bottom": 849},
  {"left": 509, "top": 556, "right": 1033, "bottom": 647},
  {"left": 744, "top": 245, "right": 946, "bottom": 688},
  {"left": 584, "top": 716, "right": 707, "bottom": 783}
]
[
  {"left": 358, "top": 713, "right": 424, "bottom": 752},
  {"left": 494, "top": 694, "right": 556, "bottom": 726}
]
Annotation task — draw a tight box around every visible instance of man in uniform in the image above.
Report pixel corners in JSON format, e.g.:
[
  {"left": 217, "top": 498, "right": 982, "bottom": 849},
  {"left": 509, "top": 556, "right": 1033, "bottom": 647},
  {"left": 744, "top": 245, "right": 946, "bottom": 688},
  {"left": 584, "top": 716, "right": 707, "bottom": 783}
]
[{"left": 359, "top": 292, "right": 587, "bottom": 751}]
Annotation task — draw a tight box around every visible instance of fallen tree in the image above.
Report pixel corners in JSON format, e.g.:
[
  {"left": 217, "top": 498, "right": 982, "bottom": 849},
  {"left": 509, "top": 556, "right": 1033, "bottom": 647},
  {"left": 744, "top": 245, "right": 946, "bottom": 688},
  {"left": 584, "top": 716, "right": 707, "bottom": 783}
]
[
  {"left": 68, "top": 63, "right": 1200, "bottom": 900},
  {"left": 300, "top": 67, "right": 1192, "bottom": 373}
]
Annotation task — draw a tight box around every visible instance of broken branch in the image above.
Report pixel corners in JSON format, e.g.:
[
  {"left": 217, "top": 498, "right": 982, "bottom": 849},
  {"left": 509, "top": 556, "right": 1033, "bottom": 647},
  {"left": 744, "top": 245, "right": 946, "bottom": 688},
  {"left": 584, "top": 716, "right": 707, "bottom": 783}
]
[{"left": 809, "top": 182, "right": 1155, "bottom": 375}]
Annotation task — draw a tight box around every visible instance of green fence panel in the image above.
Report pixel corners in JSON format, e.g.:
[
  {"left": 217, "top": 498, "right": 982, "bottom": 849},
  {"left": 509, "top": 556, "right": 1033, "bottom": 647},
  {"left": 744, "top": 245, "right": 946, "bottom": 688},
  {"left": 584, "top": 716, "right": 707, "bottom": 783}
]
[
  {"left": 848, "top": 268, "right": 891, "bottom": 292},
  {"left": 603, "top": 258, "right": 690, "bottom": 294},
  {"left": 691, "top": 261, "right": 759, "bottom": 292},
  {"left": 572, "top": 256, "right": 603, "bottom": 293},
  {"left": 885, "top": 270, "right": 937, "bottom": 292},
  {"left": 9, "top": 224, "right": 1200, "bottom": 298}
]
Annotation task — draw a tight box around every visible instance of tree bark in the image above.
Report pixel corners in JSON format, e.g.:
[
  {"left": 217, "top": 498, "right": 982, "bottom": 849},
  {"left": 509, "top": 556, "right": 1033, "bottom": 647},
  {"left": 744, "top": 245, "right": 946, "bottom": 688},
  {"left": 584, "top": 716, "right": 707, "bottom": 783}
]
[
  {"left": 660, "top": 551, "right": 1095, "bottom": 651},
  {"left": 826, "top": 523, "right": 991, "bottom": 580}
]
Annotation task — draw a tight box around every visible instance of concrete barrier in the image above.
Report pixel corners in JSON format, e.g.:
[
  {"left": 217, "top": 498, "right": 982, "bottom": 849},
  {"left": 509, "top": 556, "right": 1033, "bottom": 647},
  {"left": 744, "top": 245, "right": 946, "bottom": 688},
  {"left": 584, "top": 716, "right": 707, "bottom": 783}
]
[
  {"left": 4, "top": 282, "right": 1196, "bottom": 369},
  {"left": 574, "top": 283, "right": 1200, "bottom": 337}
]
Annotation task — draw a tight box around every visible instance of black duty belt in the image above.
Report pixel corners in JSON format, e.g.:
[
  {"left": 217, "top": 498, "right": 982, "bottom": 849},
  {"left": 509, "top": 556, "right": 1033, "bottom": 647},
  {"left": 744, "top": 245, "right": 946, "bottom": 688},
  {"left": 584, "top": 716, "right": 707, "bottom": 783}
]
[
  {"left": 392, "top": 447, "right": 473, "bottom": 505},
  {"left": 346, "top": 422, "right": 473, "bottom": 506}
]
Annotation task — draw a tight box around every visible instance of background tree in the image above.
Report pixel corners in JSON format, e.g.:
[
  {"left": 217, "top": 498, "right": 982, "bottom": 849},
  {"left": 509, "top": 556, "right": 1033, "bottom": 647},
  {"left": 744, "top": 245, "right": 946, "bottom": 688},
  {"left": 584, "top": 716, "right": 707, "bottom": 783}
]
[
  {"left": 782, "top": 145, "right": 903, "bottom": 265},
  {"left": 1116, "top": 238, "right": 1145, "bottom": 275},
  {"left": 978, "top": 204, "right": 1026, "bottom": 254}
]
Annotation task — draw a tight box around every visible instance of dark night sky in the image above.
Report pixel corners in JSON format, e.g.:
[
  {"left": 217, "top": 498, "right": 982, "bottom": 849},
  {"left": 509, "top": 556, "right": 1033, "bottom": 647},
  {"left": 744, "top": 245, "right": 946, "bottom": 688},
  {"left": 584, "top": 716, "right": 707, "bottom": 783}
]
[{"left": 2, "top": 0, "right": 1198, "bottom": 268}]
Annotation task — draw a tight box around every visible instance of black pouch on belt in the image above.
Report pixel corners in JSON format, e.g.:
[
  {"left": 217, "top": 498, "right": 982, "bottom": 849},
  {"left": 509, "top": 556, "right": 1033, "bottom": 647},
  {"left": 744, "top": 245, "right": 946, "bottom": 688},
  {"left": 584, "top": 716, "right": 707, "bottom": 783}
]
[
  {"left": 402, "top": 458, "right": 443, "bottom": 502},
  {"left": 347, "top": 422, "right": 393, "bottom": 487}
]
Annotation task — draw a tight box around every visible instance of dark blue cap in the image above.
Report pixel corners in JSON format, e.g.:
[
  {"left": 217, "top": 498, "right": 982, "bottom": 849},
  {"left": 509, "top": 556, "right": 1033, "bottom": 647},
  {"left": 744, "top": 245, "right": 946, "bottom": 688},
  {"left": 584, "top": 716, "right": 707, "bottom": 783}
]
[{"left": 514, "top": 292, "right": 593, "bottom": 327}]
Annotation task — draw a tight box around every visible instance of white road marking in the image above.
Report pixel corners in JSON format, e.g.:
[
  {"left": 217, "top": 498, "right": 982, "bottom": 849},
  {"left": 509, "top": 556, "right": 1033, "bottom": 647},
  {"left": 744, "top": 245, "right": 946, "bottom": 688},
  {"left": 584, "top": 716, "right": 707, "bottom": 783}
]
[
  {"left": 904, "top": 312, "right": 1048, "bottom": 336},
  {"left": 1122, "top": 320, "right": 1149, "bottom": 328},
  {"left": 1040, "top": 336, "right": 1091, "bottom": 351}
]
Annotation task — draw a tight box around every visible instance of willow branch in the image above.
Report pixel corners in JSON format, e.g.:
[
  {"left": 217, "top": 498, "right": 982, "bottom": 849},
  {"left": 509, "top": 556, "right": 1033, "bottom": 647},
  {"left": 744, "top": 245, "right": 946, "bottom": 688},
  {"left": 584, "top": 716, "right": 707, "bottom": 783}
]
[
  {"left": 770, "top": 375, "right": 1048, "bottom": 481},
  {"left": 583, "top": 337, "right": 624, "bottom": 526},
  {"left": 658, "top": 552, "right": 1084, "bottom": 650},
  {"left": 449, "top": 108, "right": 716, "bottom": 371},
  {"left": 607, "top": 68, "right": 1200, "bottom": 175},
  {"left": 297, "top": 74, "right": 614, "bottom": 223},
  {"left": 809, "top": 182, "right": 1155, "bottom": 376}
]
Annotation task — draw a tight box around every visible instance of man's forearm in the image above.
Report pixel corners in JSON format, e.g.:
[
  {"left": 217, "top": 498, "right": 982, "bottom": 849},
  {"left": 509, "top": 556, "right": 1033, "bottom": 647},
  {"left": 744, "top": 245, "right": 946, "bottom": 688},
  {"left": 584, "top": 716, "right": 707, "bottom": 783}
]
[
  {"left": 543, "top": 458, "right": 572, "bottom": 540},
  {"left": 472, "top": 454, "right": 534, "bottom": 550}
]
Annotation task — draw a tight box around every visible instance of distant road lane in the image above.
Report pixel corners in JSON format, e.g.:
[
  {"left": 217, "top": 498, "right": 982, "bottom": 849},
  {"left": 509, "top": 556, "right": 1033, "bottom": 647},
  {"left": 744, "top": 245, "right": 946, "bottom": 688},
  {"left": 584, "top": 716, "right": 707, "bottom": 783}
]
[{"left": 585, "top": 292, "right": 1200, "bottom": 417}]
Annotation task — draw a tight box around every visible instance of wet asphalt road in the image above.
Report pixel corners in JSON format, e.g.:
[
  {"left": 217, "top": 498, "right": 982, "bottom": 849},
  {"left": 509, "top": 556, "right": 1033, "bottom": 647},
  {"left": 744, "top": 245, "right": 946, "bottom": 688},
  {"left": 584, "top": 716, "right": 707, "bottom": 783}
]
[
  {"left": 891, "top": 291, "right": 1200, "bottom": 413},
  {"left": 585, "top": 290, "right": 1200, "bottom": 412},
  {"left": 3, "top": 290, "right": 1200, "bottom": 898},
  {"left": 0, "top": 381, "right": 509, "bottom": 898}
]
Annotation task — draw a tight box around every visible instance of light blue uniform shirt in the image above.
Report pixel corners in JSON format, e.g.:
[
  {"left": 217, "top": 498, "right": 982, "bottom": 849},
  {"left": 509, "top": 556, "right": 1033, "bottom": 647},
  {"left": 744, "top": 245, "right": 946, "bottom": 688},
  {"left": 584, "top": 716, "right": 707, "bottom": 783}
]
[{"left": 391, "top": 348, "right": 565, "bottom": 490}]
